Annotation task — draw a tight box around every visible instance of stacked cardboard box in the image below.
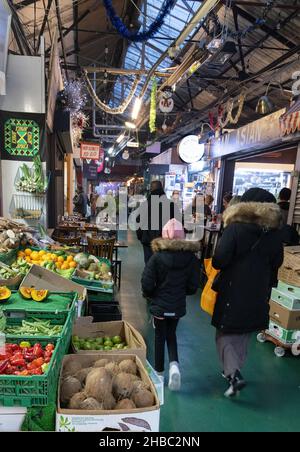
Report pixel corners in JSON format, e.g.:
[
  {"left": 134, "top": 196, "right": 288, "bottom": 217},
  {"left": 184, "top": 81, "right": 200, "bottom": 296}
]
[{"left": 269, "top": 281, "right": 300, "bottom": 345}]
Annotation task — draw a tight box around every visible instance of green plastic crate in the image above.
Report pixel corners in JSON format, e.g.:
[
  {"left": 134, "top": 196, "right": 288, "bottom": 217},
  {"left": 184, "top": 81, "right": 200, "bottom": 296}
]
[
  {"left": 72, "top": 274, "right": 114, "bottom": 294},
  {"left": 0, "top": 249, "right": 17, "bottom": 266},
  {"left": 0, "top": 337, "right": 64, "bottom": 407},
  {"left": 4, "top": 304, "right": 76, "bottom": 356},
  {"left": 87, "top": 289, "right": 116, "bottom": 303},
  {"left": 1, "top": 291, "right": 78, "bottom": 325}
]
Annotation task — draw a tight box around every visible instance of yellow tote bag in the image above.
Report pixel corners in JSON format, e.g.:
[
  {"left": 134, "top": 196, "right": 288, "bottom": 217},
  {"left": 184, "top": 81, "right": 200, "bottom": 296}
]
[{"left": 200, "top": 258, "right": 220, "bottom": 316}]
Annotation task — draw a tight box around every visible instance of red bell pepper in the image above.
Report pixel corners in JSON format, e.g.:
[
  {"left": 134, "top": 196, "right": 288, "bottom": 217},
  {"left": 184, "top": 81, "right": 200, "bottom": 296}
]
[
  {"left": 33, "top": 343, "right": 43, "bottom": 358},
  {"left": 30, "top": 367, "right": 42, "bottom": 375},
  {"left": 32, "top": 357, "right": 44, "bottom": 367},
  {"left": 0, "top": 359, "right": 10, "bottom": 374},
  {"left": 10, "top": 356, "right": 26, "bottom": 368}
]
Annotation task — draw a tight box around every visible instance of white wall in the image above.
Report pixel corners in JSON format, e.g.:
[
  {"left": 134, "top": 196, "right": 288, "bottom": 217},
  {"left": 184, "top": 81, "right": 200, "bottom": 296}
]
[{"left": 0, "top": 54, "right": 45, "bottom": 113}]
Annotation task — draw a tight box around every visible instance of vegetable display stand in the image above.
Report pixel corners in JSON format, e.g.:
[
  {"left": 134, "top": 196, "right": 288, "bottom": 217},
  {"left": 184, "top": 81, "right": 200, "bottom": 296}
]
[
  {"left": 9, "top": 194, "right": 45, "bottom": 220},
  {"left": 257, "top": 331, "right": 300, "bottom": 358},
  {"left": 0, "top": 337, "right": 62, "bottom": 407},
  {"left": 87, "top": 287, "right": 117, "bottom": 304}
]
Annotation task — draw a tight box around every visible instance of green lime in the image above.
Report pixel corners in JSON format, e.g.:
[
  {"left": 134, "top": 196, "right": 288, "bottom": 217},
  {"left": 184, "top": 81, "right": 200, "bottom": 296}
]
[{"left": 112, "top": 336, "right": 122, "bottom": 345}]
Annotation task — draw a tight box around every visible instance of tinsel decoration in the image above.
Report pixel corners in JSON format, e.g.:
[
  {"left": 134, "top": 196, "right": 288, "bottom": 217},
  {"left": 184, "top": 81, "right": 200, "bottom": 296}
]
[
  {"left": 103, "top": 0, "right": 176, "bottom": 42},
  {"left": 149, "top": 78, "right": 157, "bottom": 134},
  {"left": 83, "top": 70, "right": 141, "bottom": 115},
  {"left": 63, "top": 79, "right": 88, "bottom": 114}
]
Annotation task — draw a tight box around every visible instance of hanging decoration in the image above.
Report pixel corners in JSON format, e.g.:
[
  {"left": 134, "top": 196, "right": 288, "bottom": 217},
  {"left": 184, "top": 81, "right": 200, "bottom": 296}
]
[
  {"left": 83, "top": 70, "right": 141, "bottom": 115},
  {"left": 218, "top": 91, "right": 246, "bottom": 128},
  {"left": 149, "top": 78, "right": 157, "bottom": 134},
  {"left": 159, "top": 87, "right": 174, "bottom": 114},
  {"left": 72, "top": 111, "right": 89, "bottom": 147},
  {"left": 103, "top": 0, "right": 176, "bottom": 43},
  {"left": 62, "top": 79, "right": 88, "bottom": 114},
  {"left": 157, "top": 113, "right": 181, "bottom": 135}
]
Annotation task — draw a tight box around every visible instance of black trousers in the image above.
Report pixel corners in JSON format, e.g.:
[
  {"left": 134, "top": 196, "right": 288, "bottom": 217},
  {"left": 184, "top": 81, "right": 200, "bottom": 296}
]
[
  {"left": 154, "top": 317, "right": 179, "bottom": 373},
  {"left": 143, "top": 245, "right": 153, "bottom": 264}
]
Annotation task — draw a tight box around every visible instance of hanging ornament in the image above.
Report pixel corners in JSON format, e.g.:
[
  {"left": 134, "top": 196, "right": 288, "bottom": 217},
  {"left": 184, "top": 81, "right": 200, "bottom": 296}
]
[
  {"left": 83, "top": 71, "right": 141, "bottom": 115},
  {"left": 103, "top": 0, "right": 176, "bottom": 43},
  {"left": 159, "top": 88, "right": 174, "bottom": 114},
  {"left": 63, "top": 79, "right": 87, "bottom": 114},
  {"left": 122, "top": 150, "right": 130, "bottom": 160},
  {"left": 149, "top": 77, "right": 157, "bottom": 134}
]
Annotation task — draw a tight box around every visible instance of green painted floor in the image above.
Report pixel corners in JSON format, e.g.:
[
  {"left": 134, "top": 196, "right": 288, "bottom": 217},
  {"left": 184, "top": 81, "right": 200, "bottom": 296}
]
[{"left": 118, "top": 231, "right": 300, "bottom": 432}]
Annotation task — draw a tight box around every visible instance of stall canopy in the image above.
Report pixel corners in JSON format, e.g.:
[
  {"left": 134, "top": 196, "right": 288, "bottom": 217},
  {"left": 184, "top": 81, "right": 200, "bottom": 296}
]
[{"left": 280, "top": 99, "right": 300, "bottom": 136}]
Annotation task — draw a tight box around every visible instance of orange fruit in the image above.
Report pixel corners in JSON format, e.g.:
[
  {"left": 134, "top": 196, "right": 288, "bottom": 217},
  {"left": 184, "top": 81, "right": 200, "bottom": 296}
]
[
  {"left": 38, "top": 250, "right": 46, "bottom": 257},
  {"left": 58, "top": 256, "right": 65, "bottom": 263},
  {"left": 56, "top": 262, "right": 62, "bottom": 269},
  {"left": 61, "top": 263, "right": 69, "bottom": 270},
  {"left": 18, "top": 251, "right": 25, "bottom": 258},
  {"left": 66, "top": 256, "right": 73, "bottom": 263},
  {"left": 69, "top": 261, "right": 77, "bottom": 269},
  {"left": 42, "top": 255, "right": 48, "bottom": 261},
  {"left": 25, "top": 249, "right": 32, "bottom": 256},
  {"left": 30, "top": 251, "right": 39, "bottom": 260},
  {"left": 26, "top": 256, "right": 31, "bottom": 263}
]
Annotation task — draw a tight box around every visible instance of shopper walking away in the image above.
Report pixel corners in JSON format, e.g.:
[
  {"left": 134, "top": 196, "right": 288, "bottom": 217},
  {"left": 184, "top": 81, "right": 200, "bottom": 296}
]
[
  {"left": 73, "top": 186, "right": 88, "bottom": 217},
  {"left": 141, "top": 219, "right": 200, "bottom": 391},
  {"left": 278, "top": 187, "right": 291, "bottom": 225},
  {"left": 212, "top": 188, "right": 283, "bottom": 398},
  {"left": 137, "top": 181, "right": 180, "bottom": 264}
]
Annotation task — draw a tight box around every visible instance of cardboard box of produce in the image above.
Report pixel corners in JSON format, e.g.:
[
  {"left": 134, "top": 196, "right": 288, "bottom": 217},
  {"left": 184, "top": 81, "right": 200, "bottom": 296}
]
[
  {"left": 0, "top": 407, "right": 27, "bottom": 432},
  {"left": 277, "top": 280, "right": 300, "bottom": 298},
  {"left": 56, "top": 354, "right": 160, "bottom": 432},
  {"left": 269, "top": 300, "right": 300, "bottom": 330},
  {"left": 72, "top": 318, "right": 147, "bottom": 363},
  {"left": 20, "top": 265, "right": 86, "bottom": 301},
  {"left": 270, "top": 287, "right": 300, "bottom": 311},
  {"left": 268, "top": 320, "right": 300, "bottom": 345}
]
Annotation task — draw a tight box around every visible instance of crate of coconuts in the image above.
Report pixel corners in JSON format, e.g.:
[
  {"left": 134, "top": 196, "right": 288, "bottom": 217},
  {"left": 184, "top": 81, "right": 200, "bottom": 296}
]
[{"left": 56, "top": 354, "right": 160, "bottom": 432}]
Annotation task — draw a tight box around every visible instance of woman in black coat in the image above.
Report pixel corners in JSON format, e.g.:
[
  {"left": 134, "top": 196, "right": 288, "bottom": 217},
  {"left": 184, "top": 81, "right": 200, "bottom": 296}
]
[
  {"left": 212, "top": 188, "right": 283, "bottom": 398},
  {"left": 141, "top": 220, "right": 200, "bottom": 391}
]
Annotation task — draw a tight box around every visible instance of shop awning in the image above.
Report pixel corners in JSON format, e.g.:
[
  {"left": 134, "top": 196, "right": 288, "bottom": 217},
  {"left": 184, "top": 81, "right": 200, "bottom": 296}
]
[{"left": 280, "top": 100, "right": 300, "bottom": 136}]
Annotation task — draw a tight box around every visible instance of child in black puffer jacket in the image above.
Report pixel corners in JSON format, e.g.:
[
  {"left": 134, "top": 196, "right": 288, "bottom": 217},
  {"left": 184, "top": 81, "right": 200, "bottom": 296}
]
[{"left": 141, "top": 219, "right": 200, "bottom": 391}]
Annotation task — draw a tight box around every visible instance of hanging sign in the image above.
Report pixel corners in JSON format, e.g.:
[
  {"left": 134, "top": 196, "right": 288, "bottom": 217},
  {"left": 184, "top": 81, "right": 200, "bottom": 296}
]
[
  {"left": 178, "top": 135, "right": 205, "bottom": 163},
  {"left": 127, "top": 141, "right": 139, "bottom": 148},
  {"left": 4, "top": 118, "right": 40, "bottom": 157},
  {"left": 83, "top": 161, "right": 98, "bottom": 180},
  {"left": 80, "top": 142, "right": 101, "bottom": 160},
  {"left": 97, "top": 148, "right": 105, "bottom": 173}
]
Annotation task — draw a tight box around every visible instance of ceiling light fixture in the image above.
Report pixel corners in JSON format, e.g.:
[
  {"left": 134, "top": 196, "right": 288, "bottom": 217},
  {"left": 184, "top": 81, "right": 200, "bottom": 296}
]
[
  {"left": 125, "top": 121, "right": 137, "bottom": 129},
  {"left": 132, "top": 97, "right": 142, "bottom": 120},
  {"left": 256, "top": 82, "right": 275, "bottom": 115},
  {"left": 116, "top": 133, "right": 125, "bottom": 143}
]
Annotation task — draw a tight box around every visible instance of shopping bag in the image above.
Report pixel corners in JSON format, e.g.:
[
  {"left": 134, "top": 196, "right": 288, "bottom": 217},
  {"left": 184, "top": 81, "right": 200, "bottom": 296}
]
[{"left": 200, "top": 258, "right": 220, "bottom": 316}]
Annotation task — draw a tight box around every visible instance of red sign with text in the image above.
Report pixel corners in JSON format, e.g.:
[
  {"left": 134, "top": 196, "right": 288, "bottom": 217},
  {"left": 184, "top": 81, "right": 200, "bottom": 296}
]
[{"left": 80, "top": 142, "right": 101, "bottom": 160}]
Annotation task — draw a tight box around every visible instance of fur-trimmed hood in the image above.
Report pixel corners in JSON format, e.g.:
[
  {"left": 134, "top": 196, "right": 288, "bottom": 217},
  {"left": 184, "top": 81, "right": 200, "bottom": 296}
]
[
  {"left": 151, "top": 238, "right": 201, "bottom": 253},
  {"left": 223, "top": 202, "right": 281, "bottom": 229}
]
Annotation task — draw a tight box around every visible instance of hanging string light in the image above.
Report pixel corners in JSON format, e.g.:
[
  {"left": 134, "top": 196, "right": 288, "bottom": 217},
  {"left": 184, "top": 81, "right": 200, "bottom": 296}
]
[{"left": 149, "top": 77, "right": 157, "bottom": 133}]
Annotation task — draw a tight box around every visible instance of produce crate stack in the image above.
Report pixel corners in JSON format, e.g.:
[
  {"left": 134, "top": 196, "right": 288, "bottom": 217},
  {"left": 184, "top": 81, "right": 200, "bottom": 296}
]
[
  {"left": 0, "top": 291, "right": 78, "bottom": 407},
  {"left": 265, "top": 247, "right": 300, "bottom": 356},
  {"left": 71, "top": 254, "right": 122, "bottom": 322}
]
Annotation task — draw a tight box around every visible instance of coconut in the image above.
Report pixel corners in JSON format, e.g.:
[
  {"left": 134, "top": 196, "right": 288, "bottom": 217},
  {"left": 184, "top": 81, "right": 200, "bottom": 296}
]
[
  {"left": 93, "top": 359, "right": 110, "bottom": 368},
  {"left": 61, "top": 376, "right": 82, "bottom": 404},
  {"left": 74, "top": 367, "right": 93, "bottom": 385},
  {"left": 80, "top": 397, "right": 103, "bottom": 410},
  {"left": 132, "top": 380, "right": 150, "bottom": 393},
  {"left": 112, "top": 372, "right": 134, "bottom": 401},
  {"left": 68, "top": 392, "right": 87, "bottom": 409},
  {"left": 115, "top": 399, "right": 136, "bottom": 410},
  {"left": 85, "top": 368, "right": 112, "bottom": 402},
  {"left": 105, "top": 362, "right": 120, "bottom": 376},
  {"left": 63, "top": 360, "right": 82, "bottom": 377},
  {"left": 119, "top": 359, "right": 137, "bottom": 375},
  {"left": 102, "top": 393, "right": 117, "bottom": 410},
  {"left": 132, "top": 389, "right": 155, "bottom": 408}
]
